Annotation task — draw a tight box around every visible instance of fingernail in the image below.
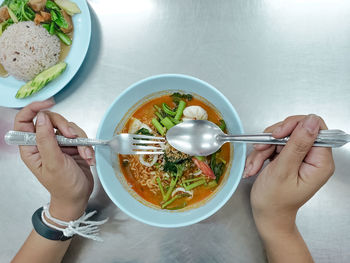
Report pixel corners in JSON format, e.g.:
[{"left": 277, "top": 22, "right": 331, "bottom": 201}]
[
  {"left": 42, "top": 97, "right": 55, "bottom": 106},
  {"left": 68, "top": 126, "right": 78, "bottom": 137},
  {"left": 85, "top": 147, "right": 94, "bottom": 159},
  {"left": 302, "top": 114, "right": 319, "bottom": 135},
  {"left": 253, "top": 144, "right": 264, "bottom": 150},
  {"left": 243, "top": 163, "right": 253, "bottom": 178},
  {"left": 36, "top": 112, "right": 46, "bottom": 126},
  {"left": 89, "top": 158, "right": 96, "bottom": 166},
  {"left": 274, "top": 126, "right": 282, "bottom": 134},
  {"left": 47, "top": 97, "right": 55, "bottom": 105}
]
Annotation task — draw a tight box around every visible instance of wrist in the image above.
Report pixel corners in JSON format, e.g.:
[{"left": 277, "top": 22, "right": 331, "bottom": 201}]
[
  {"left": 253, "top": 209, "right": 297, "bottom": 241},
  {"left": 49, "top": 198, "right": 87, "bottom": 223}
]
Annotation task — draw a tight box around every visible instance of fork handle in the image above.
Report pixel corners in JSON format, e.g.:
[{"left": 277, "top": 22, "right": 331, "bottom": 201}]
[
  {"left": 219, "top": 129, "right": 349, "bottom": 148},
  {"left": 4, "top": 130, "right": 107, "bottom": 146}
]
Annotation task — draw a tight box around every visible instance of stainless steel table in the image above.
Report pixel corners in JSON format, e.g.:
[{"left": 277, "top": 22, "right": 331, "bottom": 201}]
[{"left": 1, "top": 0, "right": 349, "bottom": 262}]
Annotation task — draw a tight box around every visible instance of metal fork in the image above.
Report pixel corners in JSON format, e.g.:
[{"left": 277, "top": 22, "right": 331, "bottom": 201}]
[{"left": 4, "top": 131, "right": 165, "bottom": 155}]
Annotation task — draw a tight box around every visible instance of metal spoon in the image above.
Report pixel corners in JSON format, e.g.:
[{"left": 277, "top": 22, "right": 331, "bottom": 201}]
[{"left": 166, "top": 120, "right": 349, "bottom": 156}]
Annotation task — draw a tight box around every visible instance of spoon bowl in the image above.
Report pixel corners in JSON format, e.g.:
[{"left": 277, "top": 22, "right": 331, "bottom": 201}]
[{"left": 166, "top": 120, "right": 225, "bottom": 156}]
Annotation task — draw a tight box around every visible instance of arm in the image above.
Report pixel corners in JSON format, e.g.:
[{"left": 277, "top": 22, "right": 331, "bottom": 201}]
[
  {"left": 253, "top": 214, "right": 313, "bottom": 263},
  {"left": 244, "top": 114, "right": 335, "bottom": 263},
  {"left": 12, "top": 99, "right": 96, "bottom": 263},
  {"left": 13, "top": 231, "right": 71, "bottom": 263}
]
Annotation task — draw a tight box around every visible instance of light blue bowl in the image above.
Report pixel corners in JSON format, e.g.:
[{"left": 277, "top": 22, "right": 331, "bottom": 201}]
[
  {"left": 0, "top": 0, "right": 91, "bottom": 108},
  {"left": 96, "top": 74, "right": 246, "bottom": 227}
]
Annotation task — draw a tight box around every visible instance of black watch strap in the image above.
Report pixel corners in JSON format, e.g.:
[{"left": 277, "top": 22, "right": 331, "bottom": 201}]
[{"left": 32, "top": 207, "right": 72, "bottom": 241}]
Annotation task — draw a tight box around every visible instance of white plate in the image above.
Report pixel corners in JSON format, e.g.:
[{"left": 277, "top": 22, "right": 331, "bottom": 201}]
[{"left": 0, "top": 0, "right": 91, "bottom": 108}]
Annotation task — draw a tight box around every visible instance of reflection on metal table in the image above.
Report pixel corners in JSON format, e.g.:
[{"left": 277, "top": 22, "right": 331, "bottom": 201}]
[{"left": 1, "top": 0, "right": 349, "bottom": 262}]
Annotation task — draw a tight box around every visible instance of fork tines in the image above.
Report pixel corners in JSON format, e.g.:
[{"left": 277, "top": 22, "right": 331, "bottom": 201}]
[
  {"left": 131, "top": 134, "right": 165, "bottom": 155},
  {"left": 132, "top": 134, "right": 165, "bottom": 140},
  {"left": 133, "top": 151, "right": 165, "bottom": 155},
  {"left": 132, "top": 134, "right": 166, "bottom": 145}
]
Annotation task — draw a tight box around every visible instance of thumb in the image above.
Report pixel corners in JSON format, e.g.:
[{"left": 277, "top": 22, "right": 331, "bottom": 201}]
[
  {"left": 36, "top": 112, "right": 64, "bottom": 168},
  {"left": 276, "top": 114, "right": 321, "bottom": 174}
]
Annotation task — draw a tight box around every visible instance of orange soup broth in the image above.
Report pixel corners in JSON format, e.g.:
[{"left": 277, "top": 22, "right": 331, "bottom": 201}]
[{"left": 119, "top": 95, "right": 231, "bottom": 209}]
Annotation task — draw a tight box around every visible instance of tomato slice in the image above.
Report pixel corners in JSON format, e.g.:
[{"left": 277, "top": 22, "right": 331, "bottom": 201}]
[{"left": 192, "top": 158, "right": 216, "bottom": 179}]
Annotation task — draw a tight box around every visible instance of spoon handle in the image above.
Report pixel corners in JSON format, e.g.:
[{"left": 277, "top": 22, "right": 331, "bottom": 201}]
[{"left": 219, "top": 129, "right": 349, "bottom": 148}]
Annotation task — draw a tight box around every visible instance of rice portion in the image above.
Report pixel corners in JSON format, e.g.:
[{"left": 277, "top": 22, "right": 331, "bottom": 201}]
[{"left": 0, "top": 21, "right": 61, "bottom": 81}]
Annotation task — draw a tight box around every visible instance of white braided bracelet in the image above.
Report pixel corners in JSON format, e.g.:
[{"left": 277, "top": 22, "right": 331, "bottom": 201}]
[{"left": 41, "top": 204, "right": 108, "bottom": 242}]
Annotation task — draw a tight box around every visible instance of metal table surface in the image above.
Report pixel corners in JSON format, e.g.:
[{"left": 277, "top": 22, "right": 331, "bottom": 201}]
[{"left": 1, "top": 0, "right": 349, "bottom": 262}]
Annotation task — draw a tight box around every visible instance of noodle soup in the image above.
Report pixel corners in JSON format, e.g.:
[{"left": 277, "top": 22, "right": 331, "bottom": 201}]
[{"left": 119, "top": 93, "right": 231, "bottom": 210}]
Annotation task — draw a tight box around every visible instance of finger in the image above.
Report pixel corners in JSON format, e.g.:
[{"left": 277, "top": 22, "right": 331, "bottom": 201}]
[
  {"left": 243, "top": 145, "right": 276, "bottom": 178},
  {"left": 303, "top": 147, "right": 333, "bottom": 168},
  {"left": 45, "top": 112, "right": 78, "bottom": 138},
  {"left": 35, "top": 112, "right": 65, "bottom": 169},
  {"left": 61, "top": 147, "right": 79, "bottom": 156},
  {"left": 276, "top": 114, "right": 321, "bottom": 174},
  {"left": 14, "top": 99, "right": 55, "bottom": 166},
  {"left": 264, "top": 121, "right": 283, "bottom": 133},
  {"left": 253, "top": 144, "right": 271, "bottom": 151},
  {"left": 272, "top": 115, "right": 306, "bottom": 138},
  {"left": 44, "top": 112, "right": 94, "bottom": 165},
  {"left": 253, "top": 121, "right": 283, "bottom": 150},
  {"left": 276, "top": 145, "right": 283, "bottom": 154},
  {"left": 68, "top": 122, "right": 96, "bottom": 166},
  {"left": 14, "top": 98, "right": 55, "bottom": 132},
  {"left": 301, "top": 147, "right": 335, "bottom": 184}
]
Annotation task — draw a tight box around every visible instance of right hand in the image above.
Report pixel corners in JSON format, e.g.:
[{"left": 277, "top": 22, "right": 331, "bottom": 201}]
[
  {"left": 244, "top": 114, "right": 335, "bottom": 236},
  {"left": 14, "top": 99, "right": 95, "bottom": 222}
]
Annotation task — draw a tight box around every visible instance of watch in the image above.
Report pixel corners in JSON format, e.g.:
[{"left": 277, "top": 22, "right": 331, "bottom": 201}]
[{"left": 32, "top": 207, "right": 72, "bottom": 241}]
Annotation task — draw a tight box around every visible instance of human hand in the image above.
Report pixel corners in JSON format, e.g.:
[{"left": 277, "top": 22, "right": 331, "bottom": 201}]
[
  {"left": 14, "top": 99, "right": 95, "bottom": 222},
  {"left": 244, "top": 114, "right": 335, "bottom": 236}
]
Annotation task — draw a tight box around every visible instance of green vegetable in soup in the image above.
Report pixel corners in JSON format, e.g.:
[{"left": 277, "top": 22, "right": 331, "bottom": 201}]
[
  {"left": 174, "top": 100, "right": 186, "bottom": 121},
  {"left": 169, "top": 116, "right": 181, "bottom": 125},
  {"left": 163, "top": 164, "right": 184, "bottom": 202},
  {"left": 207, "top": 180, "right": 218, "bottom": 188},
  {"left": 194, "top": 156, "right": 204, "bottom": 161},
  {"left": 151, "top": 118, "right": 165, "bottom": 136},
  {"left": 219, "top": 119, "right": 226, "bottom": 131},
  {"left": 156, "top": 177, "right": 165, "bottom": 199},
  {"left": 162, "top": 103, "right": 176, "bottom": 116},
  {"left": 160, "top": 117, "right": 174, "bottom": 130},
  {"left": 184, "top": 179, "right": 206, "bottom": 191},
  {"left": 163, "top": 159, "right": 177, "bottom": 174},
  {"left": 166, "top": 202, "right": 187, "bottom": 210},
  {"left": 136, "top": 128, "right": 152, "bottom": 136},
  {"left": 210, "top": 152, "right": 226, "bottom": 182},
  {"left": 183, "top": 177, "right": 205, "bottom": 184},
  {"left": 154, "top": 111, "right": 163, "bottom": 121},
  {"left": 161, "top": 194, "right": 182, "bottom": 209},
  {"left": 171, "top": 92, "right": 193, "bottom": 103}
]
